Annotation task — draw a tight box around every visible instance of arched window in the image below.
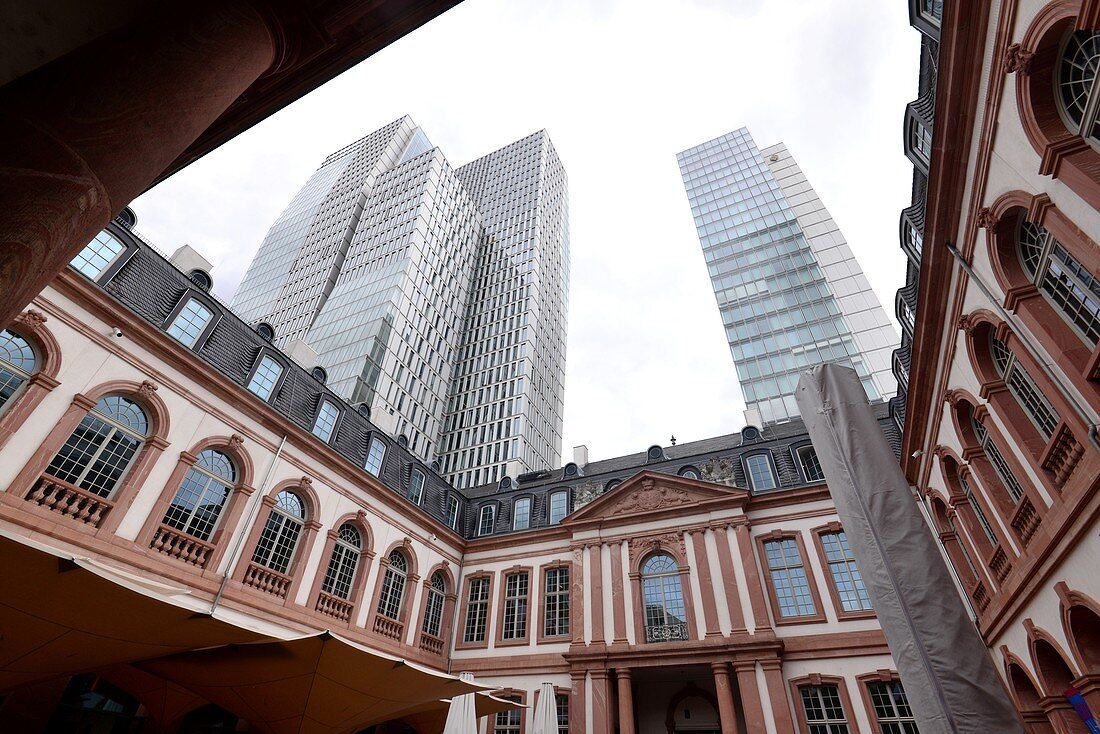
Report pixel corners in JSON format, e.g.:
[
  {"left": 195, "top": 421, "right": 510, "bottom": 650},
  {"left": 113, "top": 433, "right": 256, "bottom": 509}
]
[
  {"left": 44, "top": 395, "right": 149, "bottom": 498},
  {"left": 321, "top": 523, "right": 362, "bottom": 600},
  {"left": 0, "top": 329, "right": 36, "bottom": 412},
  {"left": 251, "top": 490, "right": 305, "bottom": 575},
  {"left": 641, "top": 553, "right": 688, "bottom": 642},
  {"left": 990, "top": 335, "right": 1060, "bottom": 439},
  {"left": 1017, "top": 217, "right": 1100, "bottom": 347},
  {"left": 678, "top": 466, "right": 700, "bottom": 480},
  {"left": 377, "top": 550, "right": 408, "bottom": 620},
  {"left": 422, "top": 571, "right": 446, "bottom": 637},
  {"left": 971, "top": 415, "right": 1025, "bottom": 504},
  {"left": 161, "top": 449, "right": 235, "bottom": 542},
  {"left": 1056, "top": 31, "right": 1100, "bottom": 147}
]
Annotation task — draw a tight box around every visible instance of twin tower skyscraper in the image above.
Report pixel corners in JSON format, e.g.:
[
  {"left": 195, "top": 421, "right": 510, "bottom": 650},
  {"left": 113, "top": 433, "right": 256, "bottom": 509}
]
[
  {"left": 232, "top": 117, "right": 569, "bottom": 489},
  {"left": 232, "top": 116, "right": 896, "bottom": 488}
]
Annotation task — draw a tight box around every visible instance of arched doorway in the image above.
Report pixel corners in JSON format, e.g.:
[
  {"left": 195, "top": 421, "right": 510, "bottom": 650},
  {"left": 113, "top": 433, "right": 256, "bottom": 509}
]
[
  {"left": 665, "top": 683, "right": 722, "bottom": 734},
  {"left": 1007, "top": 662, "right": 1056, "bottom": 734}
]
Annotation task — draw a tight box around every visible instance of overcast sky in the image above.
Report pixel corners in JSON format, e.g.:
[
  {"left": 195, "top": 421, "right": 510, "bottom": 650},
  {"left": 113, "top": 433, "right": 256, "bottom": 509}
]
[{"left": 132, "top": 0, "right": 920, "bottom": 465}]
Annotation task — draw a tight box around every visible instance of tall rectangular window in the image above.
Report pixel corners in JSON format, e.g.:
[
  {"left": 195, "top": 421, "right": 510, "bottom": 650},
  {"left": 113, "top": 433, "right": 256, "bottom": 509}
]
[
  {"left": 408, "top": 469, "right": 425, "bottom": 505},
  {"left": 463, "top": 577, "right": 490, "bottom": 643},
  {"left": 960, "top": 476, "right": 998, "bottom": 546},
  {"left": 764, "top": 538, "right": 817, "bottom": 618},
  {"left": 167, "top": 299, "right": 212, "bottom": 348},
  {"left": 479, "top": 505, "right": 496, "bottom": 536},
  {"left": 494, "top": 697, "right": 522, "bottom": 734},
  {"left": 501, "top": 572, "right": 529, "bottom": 640},
  {"left": 819, "top": 531, "right": 873, "bottom": 613},
  {"left": 543, "top": 567, "right": 570, "bottom": 637},
  {"left": 513, "top": 497, "right": 531, "bottom": 530},
  {"left": 549, "top": 491, "right": 568, "bottom": 525},
  {"left": 867, "top": 680, "right": 918, "bottom": 734},
  {"left": 364, "top": 437, "right": 386, "bottom": 476},
  {"left": 799, "top": 684, "right": 850, "bottom": 734},
  {"left": 446, "top": 496, "right": 460, "bottom": 530},
  {"left": 312, "top": 400, "right": 339, "bottom": 442},
  {"left": 247, "top": 356, "right": 282, "bottom": 400},
  {"left": 556, "top": 693, "right": 569, "bottom": 734}
]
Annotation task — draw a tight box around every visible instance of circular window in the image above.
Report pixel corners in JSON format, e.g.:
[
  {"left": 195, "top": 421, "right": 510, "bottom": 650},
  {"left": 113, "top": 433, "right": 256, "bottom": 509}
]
[
  {"left": 311, "top": 365, "right": 328, "bottom": 384},
  {"left": 647, "top": 445, "right": 664, "bottom": 461},
  {"left": 742, "top": 426, "right": 760, "bottom": 441},
  {"left": 189, "top": 269, "right": 213, "bottom": 291},
  {"left": 255, "top": 322, "right": 275, "bottom": 342}
]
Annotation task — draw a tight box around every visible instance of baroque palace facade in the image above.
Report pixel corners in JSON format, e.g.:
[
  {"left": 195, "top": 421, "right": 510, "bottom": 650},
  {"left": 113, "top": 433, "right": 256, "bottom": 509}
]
[
  {"left": 0, "top": 214, "right": 914, "bottom": 732},
  {"left": 892, "top": 0, "right": 1100, "bottom": 731}
]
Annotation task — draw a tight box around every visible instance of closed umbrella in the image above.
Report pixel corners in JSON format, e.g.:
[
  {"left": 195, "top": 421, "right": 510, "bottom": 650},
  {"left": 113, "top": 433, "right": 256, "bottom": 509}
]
[
  {"left": 531, "top": 682, "right": 557, "bottom": 734},
  {"left": 442, "top": 672, "right": 478, "bottom": 734}
]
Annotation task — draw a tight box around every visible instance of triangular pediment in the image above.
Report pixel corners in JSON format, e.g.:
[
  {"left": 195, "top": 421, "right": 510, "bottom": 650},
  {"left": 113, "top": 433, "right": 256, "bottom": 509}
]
[{"left": 564, "top": 470, "right": 748, "bottom": 525}]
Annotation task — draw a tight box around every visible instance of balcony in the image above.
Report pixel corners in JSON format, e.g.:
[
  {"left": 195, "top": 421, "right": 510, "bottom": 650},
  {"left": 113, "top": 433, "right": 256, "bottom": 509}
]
[
  {"left": 645, "top": 622, "right": 689, "bottom": 643},
  {"left": 25, "top": 474, "right": 113, "bottom": 528},
  {"left": 419, "top": 633, "right": 445, "bottom": 656},
  {"left": 373, "top": 614, "right": 404, "bottom": 642}
]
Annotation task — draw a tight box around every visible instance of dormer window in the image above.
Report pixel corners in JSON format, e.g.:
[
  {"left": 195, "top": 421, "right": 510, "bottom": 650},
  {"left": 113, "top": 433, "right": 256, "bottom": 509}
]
[
  {"left": 445, "top": 495, "right": 461, "bottom": 530},
  {"left": 744, "top": 453, "right": 777, "bottom": 491},
  {"left": 408, "top": 469, "right": 425, "bottom": 505},
  {"left": 549, "top": 491, "right": 568, "bottom": 525},
  {"left": 166, "top": 298, "right": 213, "bottom": 348},
  {"left": 513, "top": 497, "right": 532, "bottom": 530},
  {"left": 311, "top": 400, "right": 340, "bottom": 442},
  {"left": 72, "top": 231, "right": 126, "bottom": 281},
  {"left": 247, "top": 355, "right": 283, "bottom": 401},
  {"left": 364, "top": 437, "right": 386, "bottom": 476},
  {"left": 796, "top": 446, "right": 825, "bottom": 483},
  {"left": 478, "top": 504, "right": 496, "bottom": 536}
]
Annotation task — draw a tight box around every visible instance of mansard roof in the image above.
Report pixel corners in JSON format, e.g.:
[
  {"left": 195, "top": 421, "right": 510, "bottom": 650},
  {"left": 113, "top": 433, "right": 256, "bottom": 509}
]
[{"left": 76, "top": 211, "right": 902, "bottom": 542}]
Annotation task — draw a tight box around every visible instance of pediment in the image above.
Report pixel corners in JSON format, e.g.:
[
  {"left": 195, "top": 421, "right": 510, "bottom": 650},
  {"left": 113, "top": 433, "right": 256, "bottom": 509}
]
[{"left": 564, "top": 470, "right": 748, "bottom": 525}]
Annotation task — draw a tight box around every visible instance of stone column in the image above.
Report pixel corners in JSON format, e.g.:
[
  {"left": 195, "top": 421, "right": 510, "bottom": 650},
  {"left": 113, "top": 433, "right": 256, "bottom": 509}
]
[
  {"left": 733, "top": 661, "right": 768, "bottom": 734},
  {"left": 711, "top": 661, "right": 738, "bottom": 734},
  {"left": 590, "top": 670, "right": 614, "bottom": 734},
  {"left": 569, "top": 671, "right": 587, "bottom": 734},
  {"left": 616, "top": 668, "right": 635, "bottom": 734},
  {"left": 734, "top": 521, "right": 773, "bottom": 630},
  {"left": 0, "top": 2, "right": 277, "bottom": 327},
  {"left": 760, "top": 660, "right": 796, "bottom": 734}
]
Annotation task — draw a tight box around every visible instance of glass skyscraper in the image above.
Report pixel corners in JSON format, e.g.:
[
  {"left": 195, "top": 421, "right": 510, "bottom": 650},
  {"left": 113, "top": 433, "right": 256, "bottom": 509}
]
[
  {"left": 233, "top": 118, "right": 569, "bottom": 486},
  {"left": 677, "top": 127, "right": 897, "bottom": 425}
]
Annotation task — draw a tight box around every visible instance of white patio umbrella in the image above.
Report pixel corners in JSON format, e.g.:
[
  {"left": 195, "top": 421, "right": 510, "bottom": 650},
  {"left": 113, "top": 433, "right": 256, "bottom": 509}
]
[
  {"left": 442, "top": 672, "right": 478, "bottom": 734},
  {"left": 531, "top": 682, "right": 558, "bottom": 734}
]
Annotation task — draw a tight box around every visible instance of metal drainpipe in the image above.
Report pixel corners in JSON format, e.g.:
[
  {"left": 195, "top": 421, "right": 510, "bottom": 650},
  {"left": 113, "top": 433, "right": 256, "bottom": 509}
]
[
  {"left": 210, "top": 434, "right": 287, "bottom": 614},
  {"left": 947, "top": 243, "right": 1100, "bottom": 452}
]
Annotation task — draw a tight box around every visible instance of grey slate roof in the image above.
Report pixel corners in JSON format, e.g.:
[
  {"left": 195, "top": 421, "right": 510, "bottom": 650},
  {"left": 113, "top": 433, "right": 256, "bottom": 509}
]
[{"left": 86, "top": 210, "right": 902, "bottom": 541}]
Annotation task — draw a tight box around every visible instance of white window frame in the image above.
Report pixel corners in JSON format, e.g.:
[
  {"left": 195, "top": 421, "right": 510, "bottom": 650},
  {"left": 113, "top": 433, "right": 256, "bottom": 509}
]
[
  {"left": 744, "top": 452, "right": 778, "bottom": 491},
  {"left": 513, "top": 496, "right": 532, "bottom": 530},
  {"left": 364, "top": 437, "right": 386, "bottom": 476},
  {"left": 247, "top": 355, "right": 283, "bottom": 401},
  {"left": 408, "top": 469, "right": 425, "bottom": 505},
  {"left": 166, "top": 297, "right": 214, "bottom": 348},
  {"left": 478, "top": 504, "right": 496, "bottom": 536},
  {"left": 311, "top": 399, "right": 340, "bottom": 443},
  {"left": 549, "top": 491, "right": 568, "bottom": 525}
]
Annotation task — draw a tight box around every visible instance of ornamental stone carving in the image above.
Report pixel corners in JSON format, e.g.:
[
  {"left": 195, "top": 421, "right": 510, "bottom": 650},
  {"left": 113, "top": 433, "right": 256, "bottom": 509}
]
[
  {"left": 14, "top": 309, "right": 47, "bottom": 331},
  {"left": 700, "top": 457, "right": 737, "bottom": 486},
  {"left": 138, "top": 380, "right": 159, "bottom": 400},
  {"left": 628, "top": 532, "right": 686, "bottom": 565},
  {"left": 1004, "top": 43, "right": 1034, "bottom": 75},
  {"left": 614, "top": 485, "right": 693, "bottom": 515},
  {"left": 975, "top": 207, "right": 996, "bottom": 230},
  {"left": 573, "top": 480, "right": 603, "bottom": 509}
]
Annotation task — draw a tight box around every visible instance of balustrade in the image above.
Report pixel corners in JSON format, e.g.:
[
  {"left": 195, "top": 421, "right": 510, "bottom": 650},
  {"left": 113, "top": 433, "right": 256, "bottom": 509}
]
[
  {"left": 419, "top": 633, "right": 445, "bottom": 655},
  {"left": 316, "top": 591, "right": 354, "bottom": 622},
  {"left": 25, "top": 474, "right": 113, "bottom": 527},
  {"left": 150, "top": 525, "right": 214, "bottom": 567},
  {"left": 645, "top": 622, "right": 689, "bottom": 643},
  {"left": 373, "top": 614, "right": 404, "bottom": 641},
  {"left": 243, "top": 562, "right": 291, "bottom": 598}
]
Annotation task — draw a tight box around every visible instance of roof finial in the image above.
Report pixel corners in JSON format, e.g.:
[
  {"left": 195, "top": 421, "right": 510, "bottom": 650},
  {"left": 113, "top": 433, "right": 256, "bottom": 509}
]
[{"left": 670, "top": 435, "right": 677, "bottom": 446}]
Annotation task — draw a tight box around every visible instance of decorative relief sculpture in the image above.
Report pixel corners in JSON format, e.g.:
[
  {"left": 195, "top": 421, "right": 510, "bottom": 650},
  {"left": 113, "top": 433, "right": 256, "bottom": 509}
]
[
  {"left": 700, "top": 457, "right": 737, "bottom": 486},
  {"left": 614, "top": 485, "right": 693, "bottom": 515},
  {"left": 573, "top": 480, "right": 603, "bottom": 508},
  {"left": 628, "top": 531, "right": 686, "bottom": 565}
]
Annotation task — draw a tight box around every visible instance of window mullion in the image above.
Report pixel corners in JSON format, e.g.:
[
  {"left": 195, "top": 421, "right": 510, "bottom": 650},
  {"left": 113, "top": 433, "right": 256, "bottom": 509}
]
[
  {"left": 72, "top": 424, "right": 118, "bottom": 489},
  {"left": 1080, "top": 74, "right": 1100, "bottom": 139}
]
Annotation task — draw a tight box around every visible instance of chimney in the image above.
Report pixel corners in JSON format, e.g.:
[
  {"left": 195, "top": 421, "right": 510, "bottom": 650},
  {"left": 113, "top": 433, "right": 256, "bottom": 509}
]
[
  {"left": 170, "top": 244, "right": 213, "bottom": 275},
  {"left": 743, "top": 407, "right": 763, "bottom": 431},
  {"left": 284, "top": 339, "right": 318, "bottom": 370},
  {"left": 572, "top": 445, "right": 589, "bottom": 468}
]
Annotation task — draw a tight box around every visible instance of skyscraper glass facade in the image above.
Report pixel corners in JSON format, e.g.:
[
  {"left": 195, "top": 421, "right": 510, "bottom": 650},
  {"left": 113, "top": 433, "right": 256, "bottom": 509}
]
[
  {"left": 232, "top": 118, "right": 569, "bottom": 482},
  {"left": 677, "top": 128, "right": 897, "bottom": 424}
]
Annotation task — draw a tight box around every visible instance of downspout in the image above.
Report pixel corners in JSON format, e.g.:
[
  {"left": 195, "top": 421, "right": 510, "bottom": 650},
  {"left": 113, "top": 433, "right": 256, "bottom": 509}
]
[
  {"left": 211, "top": 434, "right": 287, "bottom": 614},
  {"left": 947, "top": 243, "right": 1100, "bottom": 452}
]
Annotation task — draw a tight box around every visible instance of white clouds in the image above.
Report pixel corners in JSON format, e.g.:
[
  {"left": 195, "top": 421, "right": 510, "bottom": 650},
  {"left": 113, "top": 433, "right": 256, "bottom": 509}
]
[{"left": 132, "top": 0, "right": 919, "bottom": 465}]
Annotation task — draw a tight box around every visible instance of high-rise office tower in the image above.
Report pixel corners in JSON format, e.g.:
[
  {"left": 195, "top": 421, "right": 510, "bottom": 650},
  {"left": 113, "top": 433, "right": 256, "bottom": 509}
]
[
  {"left": 232, "top": 118, "right": 569, "bottom": 485},
  {"left": 677, "top": 127, "right": 897, "bottom": 425}
]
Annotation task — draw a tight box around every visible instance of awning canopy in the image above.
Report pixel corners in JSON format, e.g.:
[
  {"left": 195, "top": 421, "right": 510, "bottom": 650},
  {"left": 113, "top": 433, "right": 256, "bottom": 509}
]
[
  {"left": 140, "top": 632, "right": 488, "bottom": 734},
  {"left": 0, "top": 530, "right": 489, "bottom": 733},
  {"left": 0, "top": 531, "right": 267, "bottom": 691}
]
